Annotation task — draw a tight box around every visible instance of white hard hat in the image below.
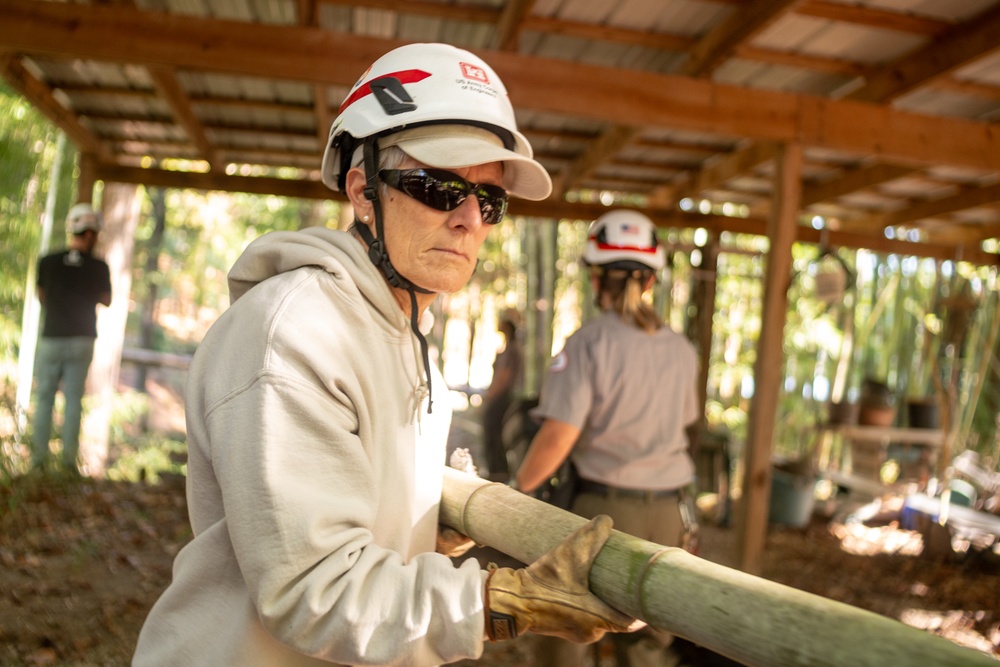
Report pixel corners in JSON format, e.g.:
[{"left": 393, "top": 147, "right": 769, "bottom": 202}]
[
  {"left": 583, "top": 209, "right": 665, "bottom": 271},
  {"left": 320, "top": 42, "right": 551, "bottom": 201},
  {"left": 67, "top": 203, "right": 103, "bottom": 234}
]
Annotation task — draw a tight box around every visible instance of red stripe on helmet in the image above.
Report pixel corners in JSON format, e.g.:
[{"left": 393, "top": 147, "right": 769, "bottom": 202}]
[
  {"left": 338, "top": 69, "right": 432, "bottom": 114},
  {"left": 593, "top": 240, "right": 659, "bottom": 254}
]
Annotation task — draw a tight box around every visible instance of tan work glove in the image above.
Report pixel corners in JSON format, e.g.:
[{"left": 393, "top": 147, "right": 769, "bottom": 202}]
[
  {"left": 484, "top": 514, "right": 642, "bottom": 642},
  {"left": 436, "top": 524, "right": 476, "bottom": 558}
]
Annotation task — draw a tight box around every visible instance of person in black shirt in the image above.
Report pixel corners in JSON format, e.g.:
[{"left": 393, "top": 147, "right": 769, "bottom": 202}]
[{"left": 31, "top": 203, "right": 111, "bottom": 473}]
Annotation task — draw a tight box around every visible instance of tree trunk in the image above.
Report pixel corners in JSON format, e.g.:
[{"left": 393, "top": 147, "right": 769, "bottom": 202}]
[{"left": 81, "top": 181, "right": 140, "bottom": 475}]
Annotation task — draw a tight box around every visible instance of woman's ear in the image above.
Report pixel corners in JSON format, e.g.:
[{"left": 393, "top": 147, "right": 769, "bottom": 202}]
[{"left": 344, "top": 167, "right": 374, "bottom": 221}]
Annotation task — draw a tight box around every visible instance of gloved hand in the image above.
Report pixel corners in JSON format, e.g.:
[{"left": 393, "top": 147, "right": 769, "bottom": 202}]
[
  {"left": 484, "top": 514, "right": 643, "bottom": 642},
  {"left": 436, "top": 524, "right": 476, "bottom": 558}
]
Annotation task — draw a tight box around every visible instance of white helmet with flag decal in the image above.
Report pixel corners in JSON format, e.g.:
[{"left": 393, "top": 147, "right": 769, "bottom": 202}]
[
  {"left": 583, "top": 209, "right": 665, "bottom": 272},
  {"left": 320, "top": 42, "right": 550, "bottom": 201}
]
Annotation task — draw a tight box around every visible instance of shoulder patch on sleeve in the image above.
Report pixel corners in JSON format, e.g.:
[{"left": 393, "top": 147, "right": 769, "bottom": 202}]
[{"left": 549, "top": 351, "right": 568, "bottom": 372}]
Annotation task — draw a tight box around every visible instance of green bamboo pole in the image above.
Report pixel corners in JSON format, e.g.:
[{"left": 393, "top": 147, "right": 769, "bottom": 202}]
[{"left": 441, "top": 468, "right": 994, "bottom": 667}]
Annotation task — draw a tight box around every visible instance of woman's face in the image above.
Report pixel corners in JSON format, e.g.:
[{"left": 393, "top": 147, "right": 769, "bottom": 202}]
[{"left": 350, "top": 158, "right": 503, "bottom": 295}]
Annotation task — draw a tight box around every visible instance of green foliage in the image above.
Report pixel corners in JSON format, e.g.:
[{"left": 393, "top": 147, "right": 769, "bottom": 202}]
[
  {"left": 0, "top": 83, "right": 77, "bottom": 362},
  {"left": 104, "top": 388, "right": 186, "bottom": 484}
]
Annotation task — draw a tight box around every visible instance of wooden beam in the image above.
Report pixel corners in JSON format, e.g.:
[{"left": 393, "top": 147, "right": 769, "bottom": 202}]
[
  {"left": 796, "top": 0, "right": 950, "bottom": 36},
  {"left": 317, "top": 0, "right": 496, "bottom": 23},
  {"left": 89, "top": 163, "right": 998, "bottom": 264},
  {"left": 92, "top": 162, "right": 338, "bottom": 200},
  {"left": 800, "top": 163, "right": 917, "bottom": 207},
  {"left": 149, "top": 68, "right": 222, "bottom": 171},
  {"left": 4, "top": 0, "right": 1000, "bottom": 172},
  {"left": 681, "top": 0, "right": 803, "bottom": 77},
  {"left": 931, "top": 77, "right": 1000, "bottom": 104},
  {"left": 297, "top": 0, "right": 317, "bottom": 27},
  {"left": 733, "top": 45, "right": 866, "bottom": 77},
  {"left": 667, "top": 141, "right": 780, "bottom": 205},
  {"left": 739, "top": 142, "right": 802, "bottom": 575},
  {"left": 0, "top": 54, "right": 107, "bottom": 159},
  {"left": 553, "top": 124, "right": 638, "bottom": 197},
  {"left": 848, "top": 3, "right": 1000, "bottom": 103},
  {"left": 873, "top": 181, "right": 1000, "bottom": 229},
  {"left": 493, "top": 0, "right": 535, "bottom": 51},
  {"left": 520, "top": 15, "right": 695, "bottom": 52},
  {"left": 314, "top": 84, "right": 333, "bottom": 146},
  {"left": 695, "top": 142, "right": 779, "bottom": 194}
]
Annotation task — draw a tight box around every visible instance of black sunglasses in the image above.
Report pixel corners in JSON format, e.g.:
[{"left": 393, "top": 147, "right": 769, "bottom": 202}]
[{"left": 379, "top": 168, "right": 509, "bottom": 225}]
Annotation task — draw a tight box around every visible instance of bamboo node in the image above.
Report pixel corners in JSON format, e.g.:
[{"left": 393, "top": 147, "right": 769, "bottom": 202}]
[
  {"left": 460, "top": 482, "right": 499, "bottom": 538},
  {"left": 635, "top": 547, "right": 672, "bottom": 625}
]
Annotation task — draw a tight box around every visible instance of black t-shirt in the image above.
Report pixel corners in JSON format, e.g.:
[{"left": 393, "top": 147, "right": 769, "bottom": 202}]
[{"left": 37, "top": 249, "right": 111, "bottom": 338}]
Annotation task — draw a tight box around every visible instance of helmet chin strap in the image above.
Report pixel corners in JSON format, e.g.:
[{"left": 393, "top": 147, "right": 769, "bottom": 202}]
[{"left": 358, "top": 136, "right": 435, "bottom": 413}]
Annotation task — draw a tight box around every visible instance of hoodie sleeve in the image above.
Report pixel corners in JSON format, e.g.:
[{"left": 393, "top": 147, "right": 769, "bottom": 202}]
[{"left": 203, "top": 368, "right": 486, "bottom": 666}]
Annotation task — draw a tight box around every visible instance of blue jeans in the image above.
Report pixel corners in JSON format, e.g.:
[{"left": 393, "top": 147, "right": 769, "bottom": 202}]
[{"left": 32, "top": 336, "right": 96, "bottom": 469}]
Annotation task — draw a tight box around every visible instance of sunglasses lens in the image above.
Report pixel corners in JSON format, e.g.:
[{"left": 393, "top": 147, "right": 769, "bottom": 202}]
[
  {"left": 386, "top": 169, "right": 508, "bottom": 225},
  {"left": 472, "top": 185, "right": 508, "bottom": 225}
]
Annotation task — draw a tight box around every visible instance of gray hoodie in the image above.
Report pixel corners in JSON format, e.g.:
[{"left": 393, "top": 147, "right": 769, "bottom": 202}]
[{"left": 134, "top": 228, "right": 486, "bottom": 667}]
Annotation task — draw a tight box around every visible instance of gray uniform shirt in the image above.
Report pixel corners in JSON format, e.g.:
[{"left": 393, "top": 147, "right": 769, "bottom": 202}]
[{"left": 531, "top": 311, "right": 699, "bottom": 490}]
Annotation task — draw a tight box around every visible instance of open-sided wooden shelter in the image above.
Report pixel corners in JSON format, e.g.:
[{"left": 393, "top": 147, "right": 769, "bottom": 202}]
[{"left": 3, "top": 0, "right": 1000, "bottom": 572}]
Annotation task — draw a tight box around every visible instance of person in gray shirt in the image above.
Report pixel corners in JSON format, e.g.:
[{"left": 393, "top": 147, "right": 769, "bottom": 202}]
[{"left": 514, "top": 209, "right": 701, "bottom": 667}]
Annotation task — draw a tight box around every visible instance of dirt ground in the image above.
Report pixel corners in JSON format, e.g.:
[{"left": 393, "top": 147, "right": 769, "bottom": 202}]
[
  {"left": 2, "top": 380, "right": 998, "bottom": 665},
  {"left": 2, "top": 469, "right": 998, "bottom": 666}
]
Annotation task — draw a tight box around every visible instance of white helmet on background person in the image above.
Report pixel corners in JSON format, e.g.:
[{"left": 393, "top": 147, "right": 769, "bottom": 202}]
[
  {"left": 320, "top": 42, "right": 551, "bottom": 201},
  {"left": 67, "top": 203, "right": 103, "bottom": 234},
  {"left": 583, "top": 209, "right": 665, "bottom": 272}
]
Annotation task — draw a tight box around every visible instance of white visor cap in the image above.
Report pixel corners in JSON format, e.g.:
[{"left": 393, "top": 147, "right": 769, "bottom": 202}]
[{"left": 355, "top": 125, "right": 552, "bottom": 201}]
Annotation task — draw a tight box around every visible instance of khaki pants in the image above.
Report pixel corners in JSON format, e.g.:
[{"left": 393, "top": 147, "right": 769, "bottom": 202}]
[{"left": 535, "top": 490, "right": 684, "bottom": 667}]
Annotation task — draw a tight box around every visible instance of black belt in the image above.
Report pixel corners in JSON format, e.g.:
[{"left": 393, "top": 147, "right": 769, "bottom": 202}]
[{"left": 577, "top": 479, "right": 681, "bottom": 501}]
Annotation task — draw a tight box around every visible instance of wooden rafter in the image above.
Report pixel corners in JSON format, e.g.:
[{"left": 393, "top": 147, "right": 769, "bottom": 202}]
[
  {"left": 149, "top": 68, "right": 221, "bottom": 171},
  {"left": 868, "top": 181, "right": 1000, "bottom": 229},
  {"left": 796, "top": 1, "right": 950, "bottom": 36},
  {"left": 553, "top": 124, "right": 638, "bottom": 197},
  {"left": 667, "top": 142, "right": 781, "bottom": 206},
  {"left": 0, "top": 53, "right": 107, "bottom": 159},
  {"left": 732, "top": 45, "right": 866, "bottom": 77},
  {"left": 848, "top": 2, "right": 1000, "bottom": 103},
  {"left": 297, "top": 0, "right": 317, "bottom": 27},
  {"left": 493, "top": 0, "right": 535, "bottom": 51},
  {"left": 519, "top": 15, "right": 695, "bottom": 52},
  {"left": 800, "top": 163, "right": 918, "bottom": 207},
  {"left": 931, "top": 77, "right": 1000, "bottom": 104},
  {"left": 681, "top": 0, "right": 803, "bottom": 77},
  {"left": 316, "top": 0, "right": 495, "bottom": 23},
  {"left": 314, "top": 84, "right": 333, "bottom": 147}
]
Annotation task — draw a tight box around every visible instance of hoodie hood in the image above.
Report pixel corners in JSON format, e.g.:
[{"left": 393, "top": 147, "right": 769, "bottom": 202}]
[
  {"left": 226, "top": 227, "right": 437, "bottom": 423},
  {"left": 229, "top": 227, "right": 402, "bottom": 330}
]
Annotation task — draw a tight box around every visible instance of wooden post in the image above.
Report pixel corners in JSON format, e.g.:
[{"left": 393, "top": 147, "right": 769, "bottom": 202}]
[
  {"left": 440, "top": 468, "right": 994, "bottom": 667},
  {"left": 738, "top": 142, "right": 802, "bottom": 574}
]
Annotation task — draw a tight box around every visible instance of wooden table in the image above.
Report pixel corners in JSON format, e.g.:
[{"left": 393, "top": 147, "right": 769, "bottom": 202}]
[{"left": 817, "top": 424, "right": 949, "bottom": 490}]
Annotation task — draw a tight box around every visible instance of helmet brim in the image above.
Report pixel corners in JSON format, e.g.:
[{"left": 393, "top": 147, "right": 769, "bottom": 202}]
[{"left": 381, "top": 125, "right": 552, "bottom": 201}]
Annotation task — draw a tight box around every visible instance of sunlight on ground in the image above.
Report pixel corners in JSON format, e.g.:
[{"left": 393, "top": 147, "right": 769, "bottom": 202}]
[
  {"left": 899, "top": 608, "right": 1000, "bottom": 654},
  {"left": 831, "top": 521, "right": 925, "bottom": 557}
]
